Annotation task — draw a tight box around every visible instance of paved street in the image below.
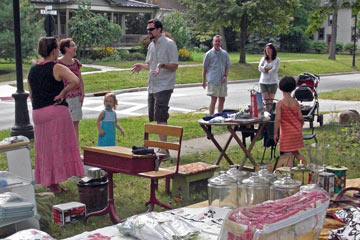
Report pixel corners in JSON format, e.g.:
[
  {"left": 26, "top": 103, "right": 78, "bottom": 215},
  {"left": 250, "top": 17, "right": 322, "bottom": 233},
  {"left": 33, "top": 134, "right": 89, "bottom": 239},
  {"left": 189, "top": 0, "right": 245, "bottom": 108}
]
[{"left": 1, "top": 72, "right": 360, "bottom": 130}]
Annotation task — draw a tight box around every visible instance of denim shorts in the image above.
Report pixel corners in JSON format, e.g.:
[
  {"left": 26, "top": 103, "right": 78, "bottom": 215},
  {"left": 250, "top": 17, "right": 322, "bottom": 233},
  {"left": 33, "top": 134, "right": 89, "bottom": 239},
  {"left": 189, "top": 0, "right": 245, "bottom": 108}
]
[{"left": 148, "top": 90, "right": 173, "bottom": 122}]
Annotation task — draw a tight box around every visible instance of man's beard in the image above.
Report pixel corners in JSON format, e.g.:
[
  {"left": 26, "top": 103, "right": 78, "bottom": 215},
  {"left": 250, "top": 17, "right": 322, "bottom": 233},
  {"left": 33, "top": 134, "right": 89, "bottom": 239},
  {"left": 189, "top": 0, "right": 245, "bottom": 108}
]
[{"left": 150, "top": 35, "right": 154, "bottom": 40}]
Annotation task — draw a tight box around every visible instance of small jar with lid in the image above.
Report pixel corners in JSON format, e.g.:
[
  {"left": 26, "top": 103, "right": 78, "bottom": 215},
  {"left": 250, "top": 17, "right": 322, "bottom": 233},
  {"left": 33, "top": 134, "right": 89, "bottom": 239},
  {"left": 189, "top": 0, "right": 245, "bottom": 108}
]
[
  {"left": 226, "top": 165, "right": 248, "bottom": 183},
  {"left": 257, "top": 165, "right": 277, "bottom": 184},
  {"left": 270, "top": 173, "right": 302, "bottom": 200},
  {"left": 291, "top": 164, "right": 312, "bottom": 185},
  {"left": 238, "top": 173, "right": 270, "bottom": 207},
  {"left": 208, "top": 171, "right": 238, "bottom": 209}
]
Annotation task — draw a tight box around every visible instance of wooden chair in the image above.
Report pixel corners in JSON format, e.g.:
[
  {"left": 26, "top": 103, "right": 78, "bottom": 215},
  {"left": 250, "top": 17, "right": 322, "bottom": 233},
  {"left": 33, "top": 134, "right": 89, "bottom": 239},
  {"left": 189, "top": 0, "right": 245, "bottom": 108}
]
[{"left": 137, "top": 123, "right": 183, "bottom": 211}]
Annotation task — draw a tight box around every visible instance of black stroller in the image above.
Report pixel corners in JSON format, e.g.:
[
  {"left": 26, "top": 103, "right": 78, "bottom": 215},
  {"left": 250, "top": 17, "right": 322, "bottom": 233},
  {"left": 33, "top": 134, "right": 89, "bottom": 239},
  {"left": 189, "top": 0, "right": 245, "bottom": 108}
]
[{"left": 293, "top": 72, "right": 323, "bottom": 128}]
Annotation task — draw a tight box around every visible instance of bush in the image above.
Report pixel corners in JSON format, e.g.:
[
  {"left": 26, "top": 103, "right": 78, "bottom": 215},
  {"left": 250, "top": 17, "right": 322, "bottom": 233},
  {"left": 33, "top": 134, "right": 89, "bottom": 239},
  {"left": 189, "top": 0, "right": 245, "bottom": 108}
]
[
  {"left": 178, "top": 48, "right": 193, "bottom": 61},
  {"left": 312, "top": 41, "right": 327, "bottom": 54},
  {"left": 344, "top": 43, "right": 357, "bottom": 55},
  {"left": 191, "top": 44, "right": 209, "bottom": 53},
  {"left": 98, "top": 47, "right": 117, "bottom": 58},
  {"left": 336, "top": 42, "right": 344, "bottom": 53}
]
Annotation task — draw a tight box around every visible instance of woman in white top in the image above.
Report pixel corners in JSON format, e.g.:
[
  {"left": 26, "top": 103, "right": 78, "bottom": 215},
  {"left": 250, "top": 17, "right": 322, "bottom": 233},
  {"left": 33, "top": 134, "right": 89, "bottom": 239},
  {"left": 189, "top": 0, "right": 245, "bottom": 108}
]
[{"left": 258, "top": 43, "right": 280, "bottom": 112}]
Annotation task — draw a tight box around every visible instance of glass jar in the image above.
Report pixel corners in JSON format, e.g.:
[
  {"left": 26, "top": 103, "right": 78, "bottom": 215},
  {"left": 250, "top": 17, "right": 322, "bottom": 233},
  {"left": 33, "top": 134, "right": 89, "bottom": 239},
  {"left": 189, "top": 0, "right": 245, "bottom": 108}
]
[
  {"left": 270, "top": 173, "right": 302, "bottom": 200},
  {"left": 291, "top": 164, "right": 312, "bottom": 185},
  {"left": 257, "top": 165, "right": 277, "bottom": 184},
  {"left": 238, "top": 173, "right": 270, "bottom": 207},
  {"left": 226, "top": 165, "right": 248, "bottom": 183},
  {"left": 208, "top": 171, "right": 238, "bottom": 209}
]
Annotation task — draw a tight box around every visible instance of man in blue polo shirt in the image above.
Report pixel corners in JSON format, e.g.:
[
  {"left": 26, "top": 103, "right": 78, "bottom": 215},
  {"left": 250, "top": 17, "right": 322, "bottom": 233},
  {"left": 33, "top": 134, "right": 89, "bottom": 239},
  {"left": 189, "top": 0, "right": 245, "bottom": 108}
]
[{"left": 202, "top": 35, "right": 232, "bottom": 115}]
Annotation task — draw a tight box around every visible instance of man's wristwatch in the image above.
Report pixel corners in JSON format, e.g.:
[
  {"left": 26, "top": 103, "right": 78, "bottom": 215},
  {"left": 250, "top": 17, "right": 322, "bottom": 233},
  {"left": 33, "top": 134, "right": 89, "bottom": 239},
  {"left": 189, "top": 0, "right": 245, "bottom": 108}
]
[{"left": 158, "top": 63, "right": 165, "bottom": 69}]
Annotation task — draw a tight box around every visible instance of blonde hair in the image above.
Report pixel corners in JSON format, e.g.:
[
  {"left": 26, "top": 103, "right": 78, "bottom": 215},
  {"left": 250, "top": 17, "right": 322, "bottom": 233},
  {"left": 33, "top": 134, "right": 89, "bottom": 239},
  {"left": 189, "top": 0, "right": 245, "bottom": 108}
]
[{"left": 104, "top": 93, "right": 118, "bottom": 110}]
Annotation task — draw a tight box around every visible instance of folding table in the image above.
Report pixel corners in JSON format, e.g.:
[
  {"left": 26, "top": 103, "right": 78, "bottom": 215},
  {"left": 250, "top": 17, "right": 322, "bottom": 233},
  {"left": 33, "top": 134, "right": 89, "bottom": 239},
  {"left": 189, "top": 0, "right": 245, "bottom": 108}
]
[{"left": 198, "top": 117, "right": 270, "bottom": 171}]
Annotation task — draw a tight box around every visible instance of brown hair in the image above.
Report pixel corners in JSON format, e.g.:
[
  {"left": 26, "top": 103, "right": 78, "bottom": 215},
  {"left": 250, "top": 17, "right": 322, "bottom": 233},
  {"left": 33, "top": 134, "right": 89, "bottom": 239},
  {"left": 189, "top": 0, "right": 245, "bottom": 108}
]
[
  {"left": 264, "top": 43, "right": 277, "bottom": 61},
  {"left": 38, "top": 37, "right": 58, "bottom": 58},
  {"left": 59, "top": 38, "right": 73, "bottom": 54},
  {"left": 147, "top": 18, "right": 163, "bottom": 32},
  {"left": 104, "top": 93, "right": 118, "bottom": 110}
]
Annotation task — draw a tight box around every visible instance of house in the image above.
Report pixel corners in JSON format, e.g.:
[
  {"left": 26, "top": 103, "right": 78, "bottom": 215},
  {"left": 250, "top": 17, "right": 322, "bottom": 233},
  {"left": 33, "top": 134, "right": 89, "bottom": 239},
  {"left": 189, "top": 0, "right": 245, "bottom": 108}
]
[
  {"left": 30, "top": 0, "right": 159, "bottom": 46},
  {"left": 314, "top": 7, "right": 358, "bottom": 46}
]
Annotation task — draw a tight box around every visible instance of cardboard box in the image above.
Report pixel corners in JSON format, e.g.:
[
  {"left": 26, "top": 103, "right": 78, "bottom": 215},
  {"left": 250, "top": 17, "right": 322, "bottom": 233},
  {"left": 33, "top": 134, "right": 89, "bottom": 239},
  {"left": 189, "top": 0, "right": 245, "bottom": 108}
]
[{"left": 53, "top": 202, "right": 86, "bottom": 226}]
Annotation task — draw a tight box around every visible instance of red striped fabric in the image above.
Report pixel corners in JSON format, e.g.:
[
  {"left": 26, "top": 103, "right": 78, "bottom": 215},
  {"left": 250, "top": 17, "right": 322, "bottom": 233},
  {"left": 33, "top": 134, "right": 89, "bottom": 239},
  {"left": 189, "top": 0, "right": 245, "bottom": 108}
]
[{"left": 279, "top": 103, "right": 304, "bottom": 152}]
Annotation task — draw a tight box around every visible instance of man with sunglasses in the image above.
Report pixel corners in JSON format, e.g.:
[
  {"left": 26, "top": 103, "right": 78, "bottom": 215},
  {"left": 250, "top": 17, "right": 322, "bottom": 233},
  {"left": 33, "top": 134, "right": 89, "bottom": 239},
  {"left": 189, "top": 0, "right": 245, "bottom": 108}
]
[{"left": 131, "top": 19, "right": 178, "bottom": 157}]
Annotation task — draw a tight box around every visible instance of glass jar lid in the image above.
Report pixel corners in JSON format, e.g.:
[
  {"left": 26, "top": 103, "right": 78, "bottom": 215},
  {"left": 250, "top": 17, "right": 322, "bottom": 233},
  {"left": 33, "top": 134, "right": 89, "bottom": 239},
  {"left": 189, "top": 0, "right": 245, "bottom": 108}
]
[
  {"left": 272, "top": 173, "right": 302, "bottom": 189},
  {"left": 208, "top": 171, "right": 237, "bottom": 186},
  {"left": 291, "top": 164, "right": 311, "bottom": 172},
  {"left": 258, "top": 165, "right": 277, "bottom": 182},
  {"left": 241, "top": 173, "right": 268, "bottom": 187},
  {"left": 226, "top": 165, "right": 248, "bottom": 181}
]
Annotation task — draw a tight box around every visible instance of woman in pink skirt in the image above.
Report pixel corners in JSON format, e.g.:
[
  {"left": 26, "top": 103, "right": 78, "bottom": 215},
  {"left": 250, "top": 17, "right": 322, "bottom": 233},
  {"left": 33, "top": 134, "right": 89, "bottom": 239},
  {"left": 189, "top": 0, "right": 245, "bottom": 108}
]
[{"left": 28, "top": 37, "right": 85, "bottom": 194}]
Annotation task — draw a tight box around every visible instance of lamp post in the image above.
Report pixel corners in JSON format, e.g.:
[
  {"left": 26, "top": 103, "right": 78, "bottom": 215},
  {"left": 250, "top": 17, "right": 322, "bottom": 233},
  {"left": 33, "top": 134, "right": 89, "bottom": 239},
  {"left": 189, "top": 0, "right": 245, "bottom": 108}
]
[
  {"left": 353, "top": 11, "right": 358, "bottom": 67},
  {"left": 10, "top": 0, "right": 34, "bottom": 139}
]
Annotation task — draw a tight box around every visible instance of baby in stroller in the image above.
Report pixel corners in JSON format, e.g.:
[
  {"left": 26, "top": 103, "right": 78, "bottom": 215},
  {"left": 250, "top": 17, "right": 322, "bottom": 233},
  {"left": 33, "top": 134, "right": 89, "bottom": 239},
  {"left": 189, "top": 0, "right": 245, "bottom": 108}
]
[{"left": 293, "top": 72, "right": 323, "bottom": 128}]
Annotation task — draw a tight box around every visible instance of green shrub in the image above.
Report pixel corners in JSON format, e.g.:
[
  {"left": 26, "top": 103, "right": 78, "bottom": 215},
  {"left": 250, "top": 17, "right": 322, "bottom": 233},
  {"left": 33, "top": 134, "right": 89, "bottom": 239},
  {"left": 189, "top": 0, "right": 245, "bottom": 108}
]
[
  {"left": 178, "top": 48, "right": 193, "bottom": 61},
  {"left": 344, "top": 43, "right": 357, "bottom": 54},
  {"left": 312, "top": 41, "right": 327, "bottom": 54},
  {"left": 336, "top": 42, "right": 344, "bottom": 53}
]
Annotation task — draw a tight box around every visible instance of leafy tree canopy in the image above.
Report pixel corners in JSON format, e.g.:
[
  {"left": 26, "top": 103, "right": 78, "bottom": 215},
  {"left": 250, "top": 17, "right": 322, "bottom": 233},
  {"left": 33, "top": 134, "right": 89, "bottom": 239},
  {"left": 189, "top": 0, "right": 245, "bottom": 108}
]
[
  {"left": 0, "top": 0, "right": 42, "bottom": 60},
  {"left": 69, "top": 0, "right": 122, "bottom": 58},
  {"left": 180, "top": 0, "right": 300, "bottom": 63}
]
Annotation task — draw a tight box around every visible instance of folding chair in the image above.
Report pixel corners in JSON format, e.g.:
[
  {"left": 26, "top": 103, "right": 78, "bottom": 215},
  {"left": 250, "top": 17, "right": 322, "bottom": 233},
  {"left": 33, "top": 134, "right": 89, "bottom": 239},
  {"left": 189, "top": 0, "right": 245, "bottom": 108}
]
[{"left": 137, "top": 123, "right": 183, "bottom": 211}]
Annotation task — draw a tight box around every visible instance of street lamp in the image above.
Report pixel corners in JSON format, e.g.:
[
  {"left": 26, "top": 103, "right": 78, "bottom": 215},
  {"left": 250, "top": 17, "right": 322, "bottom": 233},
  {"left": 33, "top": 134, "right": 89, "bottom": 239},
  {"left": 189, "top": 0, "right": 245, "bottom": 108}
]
[{"left": 11, "top": 0, "right": 34, "bottom": 139}]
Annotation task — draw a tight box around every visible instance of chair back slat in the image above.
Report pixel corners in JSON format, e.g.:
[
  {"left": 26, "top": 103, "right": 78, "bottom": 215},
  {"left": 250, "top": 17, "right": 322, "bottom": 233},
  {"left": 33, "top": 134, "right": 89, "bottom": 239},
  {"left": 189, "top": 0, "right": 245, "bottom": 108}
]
[
  {"left": 144, "top": 140, "right": 180, "bottom": 151},
  {"left": 145, "top": 124, "right": 183, "bottom": 137}
]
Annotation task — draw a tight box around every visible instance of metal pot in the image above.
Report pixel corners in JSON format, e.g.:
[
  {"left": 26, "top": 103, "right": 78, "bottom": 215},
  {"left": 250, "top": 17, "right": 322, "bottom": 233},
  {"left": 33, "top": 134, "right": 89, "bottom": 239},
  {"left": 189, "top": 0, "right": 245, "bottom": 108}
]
[
  {"left": 208, "top": 171, "right": 238, "bottom": 209},
  {"left": 87, "top": 167, "right": 102, "bottom": 179},
  {"left": 238, "top": 173, "right": 270, "bottom": 206},
  {"left": 270, "top": 173, "right": 301, "bottom": 200}
]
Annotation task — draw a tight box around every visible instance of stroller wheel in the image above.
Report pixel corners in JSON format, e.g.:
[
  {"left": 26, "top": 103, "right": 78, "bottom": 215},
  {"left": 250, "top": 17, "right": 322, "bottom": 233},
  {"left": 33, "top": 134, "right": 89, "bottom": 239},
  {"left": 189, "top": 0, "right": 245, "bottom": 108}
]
[{"left": 317, "top": 114, "right": 324, "bottom": 127}]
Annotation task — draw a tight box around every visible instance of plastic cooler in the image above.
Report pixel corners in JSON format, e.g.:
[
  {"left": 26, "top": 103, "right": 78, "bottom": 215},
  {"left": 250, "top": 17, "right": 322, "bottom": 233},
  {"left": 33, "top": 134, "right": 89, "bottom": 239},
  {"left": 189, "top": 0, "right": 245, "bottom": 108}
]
[{"left": 219, "top": 185, "right": 330, "bottom": 240}]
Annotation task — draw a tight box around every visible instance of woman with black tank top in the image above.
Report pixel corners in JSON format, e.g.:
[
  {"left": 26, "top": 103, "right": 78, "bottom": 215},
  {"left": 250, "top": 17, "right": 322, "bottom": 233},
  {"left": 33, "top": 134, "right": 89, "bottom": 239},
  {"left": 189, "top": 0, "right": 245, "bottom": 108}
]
[{"left": 28, "top": 37, "right": 85, "bottom": 194}]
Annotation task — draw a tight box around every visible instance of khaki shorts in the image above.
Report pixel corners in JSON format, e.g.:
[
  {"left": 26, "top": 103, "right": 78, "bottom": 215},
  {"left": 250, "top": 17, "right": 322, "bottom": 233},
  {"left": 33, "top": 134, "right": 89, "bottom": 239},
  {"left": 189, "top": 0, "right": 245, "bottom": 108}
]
[
  {"left": 66, "top": 96, "right": 83, "bottom": 122},
  {"left": 260, "top": 83, "right": 278, "bottom": 94},
  {"left": 207, "top": 82, "right": 227, "bottom": 97}
]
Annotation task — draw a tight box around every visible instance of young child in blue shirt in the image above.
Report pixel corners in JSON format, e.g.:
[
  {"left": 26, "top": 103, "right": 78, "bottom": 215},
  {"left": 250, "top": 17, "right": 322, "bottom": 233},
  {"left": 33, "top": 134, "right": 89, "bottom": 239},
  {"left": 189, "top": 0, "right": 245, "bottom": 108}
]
[{"left": 97, "top": 93, "right": 124, "bottom": 146}]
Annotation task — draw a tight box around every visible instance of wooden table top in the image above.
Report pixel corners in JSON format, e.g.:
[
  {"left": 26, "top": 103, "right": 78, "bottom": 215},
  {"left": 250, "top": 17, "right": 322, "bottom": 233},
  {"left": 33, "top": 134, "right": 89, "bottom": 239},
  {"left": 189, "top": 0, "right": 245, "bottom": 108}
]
[{"left": 82, "top": 146, "right": 154, "bottom": 159}]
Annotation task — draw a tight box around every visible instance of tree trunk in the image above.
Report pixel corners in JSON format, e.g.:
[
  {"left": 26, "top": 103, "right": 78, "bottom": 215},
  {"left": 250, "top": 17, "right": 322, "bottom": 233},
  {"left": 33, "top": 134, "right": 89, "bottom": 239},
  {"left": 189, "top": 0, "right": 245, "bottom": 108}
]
[
  {"left": 328, "top": 9, "right": 338, "bottom": 60},
  {"left": 219, "top": 26, "right": 228, "bottom": 51},
  {"left": 239, "top": 14, "right": 248, "bottom": 63}
]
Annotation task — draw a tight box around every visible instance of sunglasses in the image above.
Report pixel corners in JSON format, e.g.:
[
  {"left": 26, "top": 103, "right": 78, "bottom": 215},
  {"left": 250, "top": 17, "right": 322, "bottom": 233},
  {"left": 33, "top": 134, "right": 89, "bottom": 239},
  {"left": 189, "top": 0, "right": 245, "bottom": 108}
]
[{"left": 146, "top": 27, "right": 156, "bottom": 32}]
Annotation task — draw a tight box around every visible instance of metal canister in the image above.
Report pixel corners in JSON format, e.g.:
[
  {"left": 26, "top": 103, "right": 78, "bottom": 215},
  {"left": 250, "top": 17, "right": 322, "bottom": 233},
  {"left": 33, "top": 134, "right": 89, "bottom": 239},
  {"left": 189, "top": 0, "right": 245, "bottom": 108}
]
[
  {"left": 318, "top": 172, "right": 335, "bottom": 197},
  {"left": 326, "top": 166, "right": 347, "bottom": 194},
  {"left": 290, "top": 165, "right": 312, "bottom": 185}
]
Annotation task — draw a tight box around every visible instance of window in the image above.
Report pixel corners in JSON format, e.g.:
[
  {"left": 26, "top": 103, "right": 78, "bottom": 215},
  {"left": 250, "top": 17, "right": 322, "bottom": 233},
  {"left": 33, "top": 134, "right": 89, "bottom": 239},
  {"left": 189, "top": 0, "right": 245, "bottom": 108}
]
[
  {"left": 125, "top": 12, "right": 151, "bottom": 34},
  {"left": 318, "top": 28, "right": 325, "bottom": 40},
  {"left": 328, "top": 14, "right": 333, "bottom": 26}
]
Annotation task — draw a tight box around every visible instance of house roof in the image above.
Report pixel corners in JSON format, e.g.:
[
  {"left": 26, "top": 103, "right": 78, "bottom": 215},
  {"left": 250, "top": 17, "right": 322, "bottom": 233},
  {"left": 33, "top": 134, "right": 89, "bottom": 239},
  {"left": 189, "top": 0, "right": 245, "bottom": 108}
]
[
  {"left": 30, "top": 0, "right": 158, "bottom": 8},
  {"left": 108, "top": 0, "right": 158, "bottom": 8}
]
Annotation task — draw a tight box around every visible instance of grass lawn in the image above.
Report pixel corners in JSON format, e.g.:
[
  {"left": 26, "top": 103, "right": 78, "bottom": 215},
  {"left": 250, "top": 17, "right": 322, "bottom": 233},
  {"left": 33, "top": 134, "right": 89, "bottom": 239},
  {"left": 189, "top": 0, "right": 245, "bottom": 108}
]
[
  {"left": 319, "top": 88, "right": 360, "bottom": 101},
  {"left": 0, "top": 111, "right": 359, "bottom": 238},
  {"left": 81, "top": 53, "right": 360, "bottom": 93}
]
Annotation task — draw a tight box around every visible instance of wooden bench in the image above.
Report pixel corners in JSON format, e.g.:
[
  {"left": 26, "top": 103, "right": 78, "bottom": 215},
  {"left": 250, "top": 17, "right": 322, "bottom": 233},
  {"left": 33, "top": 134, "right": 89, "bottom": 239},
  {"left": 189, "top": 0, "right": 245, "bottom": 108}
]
[{"left": 165, "top": 162, "right": 218, "bottom": 202}]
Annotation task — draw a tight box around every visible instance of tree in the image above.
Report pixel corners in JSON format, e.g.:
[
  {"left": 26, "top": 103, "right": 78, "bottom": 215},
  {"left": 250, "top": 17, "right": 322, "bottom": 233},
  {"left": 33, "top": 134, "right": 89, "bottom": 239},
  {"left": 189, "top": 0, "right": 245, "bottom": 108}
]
[
  {"left": 307, "top": 0, "right": 359, "bottom": 60},
  {"left": 0, "top": 0, "right": 42, "bottom": 60},
  {"left": 69, "top": 0, "right": 122, "bottom": 58},
  {"left": 180, "top": 0, "right": 300, "bottom": 63},
  {"left": 162, "top": 11, "right": 191, "bottom": 49},
  {"left": 280, "top": 0, "right": 319, "bottom": 52}
]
